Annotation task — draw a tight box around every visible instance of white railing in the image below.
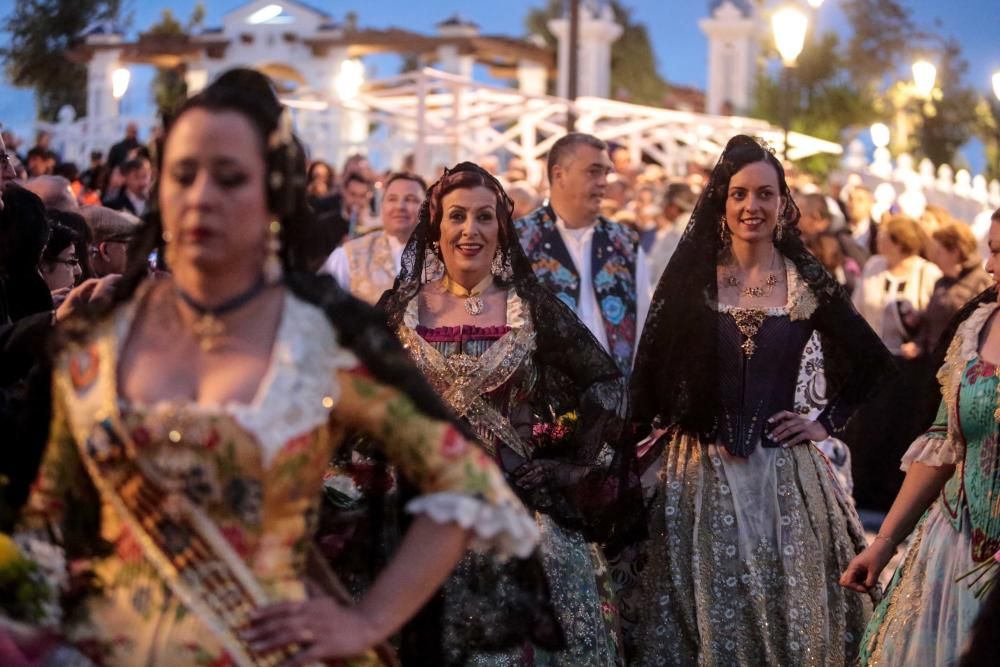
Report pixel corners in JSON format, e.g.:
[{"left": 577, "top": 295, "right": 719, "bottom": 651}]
[{"left": 841, "top": 139, "right": 1000, "bottom": 223}]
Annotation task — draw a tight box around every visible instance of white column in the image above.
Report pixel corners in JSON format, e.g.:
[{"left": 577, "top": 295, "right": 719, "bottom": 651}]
[
  {"left": 699, "top": 1, "right": 761, "bottom": 115},
  {"left": 85, "top": 44, "right": 123, "bottom": 121},
  {"left": 517, "top": 59, "right": 547, "bottom": 96},
  {"left": 548, "top": 4, "right": 622, "bottom": 99}
]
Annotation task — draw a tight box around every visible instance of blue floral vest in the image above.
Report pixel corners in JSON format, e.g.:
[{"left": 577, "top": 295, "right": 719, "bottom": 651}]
[{"left": 514, "top": 205, "right": 639, "bottom": 376}]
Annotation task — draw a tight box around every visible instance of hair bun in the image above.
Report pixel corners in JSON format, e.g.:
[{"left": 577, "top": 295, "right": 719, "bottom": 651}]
[{"left": 207, "top": 68, "right": 282, "bottom": 126}]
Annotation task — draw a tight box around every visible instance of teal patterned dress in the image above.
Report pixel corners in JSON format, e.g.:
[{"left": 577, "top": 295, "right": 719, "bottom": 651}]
[{"left": 861, "top": 302, "right": 1000, "bottom": 666}]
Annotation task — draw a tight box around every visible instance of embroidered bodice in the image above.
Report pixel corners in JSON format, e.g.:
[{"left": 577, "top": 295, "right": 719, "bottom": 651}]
[
  {"left": 19, "top": 288, "right": 537, "bottom": 667},
  {"left": 712, "top": 261, "right": 819, "bottom": 457},
  {"left": 910, "top": 301, "right": 1000, "bottom": 561}
]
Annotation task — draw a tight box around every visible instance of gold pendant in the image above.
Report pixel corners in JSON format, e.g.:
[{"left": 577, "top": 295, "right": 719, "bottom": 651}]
[
  {"left": 731, "top": 309, "right": 766, "bottom": 358},
  {"left": 465, "top": 296, "right": 484, "bottom": 316},
  {"left": 191, "top": 313, "right": 226, "bottom": 352}
]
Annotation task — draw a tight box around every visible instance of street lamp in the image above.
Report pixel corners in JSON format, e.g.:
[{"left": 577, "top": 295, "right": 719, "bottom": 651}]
[
  {"left": 912, "top": 60, "right": 937, "bottom": 99},
  {"left": 992, "top": 70, "right": 1000, "bottom": 102},
  {"left": 334, "top": 59, "right": 365, "bottom": 101},
  {"left": 111, "top": 67, "right": 130, "bottom": 116},
  {"left": 870, "top": 122, "right": 890, "bottom": 149},
  {"left": 806, "top": 0, "right": 825, "bottom": 8},
  {"left": 771, "top": 5, "right": 808, "bottom": 160}
]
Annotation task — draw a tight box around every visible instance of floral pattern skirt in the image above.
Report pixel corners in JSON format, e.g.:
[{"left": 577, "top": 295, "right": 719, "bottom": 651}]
[
  {"left": 634, "top": 435, "right": 872, "bottom": 667},
  {"left": 446, "top": 513, "right": 622, "bottom": 667},
  {"left": 860, "top": 503, "right": 982, "bottom": 666}
]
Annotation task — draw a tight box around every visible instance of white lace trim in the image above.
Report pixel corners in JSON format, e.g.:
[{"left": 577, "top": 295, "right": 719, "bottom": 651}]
[
  {"left": 900, "top": 432, "right": 963, "bottom": 471},
  {"left": 403, "top": 283, "right": 528, "bottom": 329},
  {"left": 956, "top": 301, "right": 999, "bottom": 361},
  {"left": 712, "top": 258, "right": 812, "bottom": 317},
  {"left": 228, "top": 294, "right": 358, "bottom": 465},
  {"left": 405, "top": 492, "right": 539, "bottom": 559}
]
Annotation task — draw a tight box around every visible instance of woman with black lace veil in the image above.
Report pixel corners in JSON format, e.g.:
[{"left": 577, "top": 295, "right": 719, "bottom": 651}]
[
  {"left": 629, "top": 135, "right": 895, "bottom": 665},
  {"left": 1, "top": 71, "right": 541, "bottom": 666},
  {"left": 371, "top": 162, "right": 640, "bottom": 666}
]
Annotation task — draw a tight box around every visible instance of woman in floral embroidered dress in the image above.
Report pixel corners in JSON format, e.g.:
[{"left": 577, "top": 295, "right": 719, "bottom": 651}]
[
  {"left": 628, "top": 135, "right": 894, "bottom": 666},
  {"left": 373, "top": 163, "right": 641, "bottom": 666},
  {"left": 4, "top": 70, "right": 539, "bottom": 667},
  {"left": 841, "top": 207, "right": 1000, "bottom": 666}
]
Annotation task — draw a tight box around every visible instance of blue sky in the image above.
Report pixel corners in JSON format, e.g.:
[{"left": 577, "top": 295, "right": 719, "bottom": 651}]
[{"left": 1, "top": 0, "right": 997, "bottom": 169}]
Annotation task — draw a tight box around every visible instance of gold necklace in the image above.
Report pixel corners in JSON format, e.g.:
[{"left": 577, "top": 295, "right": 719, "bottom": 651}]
[
  {"left": 723, "top": 251, "right": 783, "bottom": 299},
  {"left": 441, "top": 273, "right": 493, "bottom": 316}
]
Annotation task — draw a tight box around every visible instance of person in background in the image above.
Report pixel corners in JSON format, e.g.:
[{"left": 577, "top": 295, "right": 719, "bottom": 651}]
[
  {"left": 81, "top": 205, "right": 141, "bottom": 278},
  {"left": 919, "top": 203, "right": 952, "bottom": 239},
  {"left": 38, "top": 223, "right": 81, "bottom": 305},
  {"left": 322, "top": 172, "right": 426, "bottom": 304},
  {"left": 852, "top": 214, "right": 942, "bottom": 512},
  {"left": 799, "top": 192, "right": 862, "bottom": 290},
  {"left": 909, "top": 220, "right": 993, "bottom": 359},
  {"left": 25, "top": 147, "right": 52, "bottom": 178},
  {"left": 507, "top": 180, "right": 539, "bottom": 220},
  {"left": 0, "top": 183, "right": 52, "bottom": 321},
  {"left": 80, "top": 150, "right": 108, "bottom": 195},
  {"left": 48, "top": 209, "right": 94, "bottom": 283},
  {"left": 515, "top": 132, "right": 651, "bottom": 378},
  {"left": 24, "top": 175, "right": 79, "bottom": 212},
  {"left": 307, "top": 160, "right": 336, "bottom": 199},
  {"left": 107, "top": 121, "right": 140, "bottom": 170},
  {"left": 104, "top": 156, "right": 152, "bottom": 216},
  {"left": 645, "top": 182, "right": 696, "bottom": 287},
  {"left": 845, "top": 185, "right": 879, "bottom": 258}
]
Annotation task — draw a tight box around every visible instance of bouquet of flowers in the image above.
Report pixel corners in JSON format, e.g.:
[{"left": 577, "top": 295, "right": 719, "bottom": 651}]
[
  {"left": 956, "top": 548, "right": 1000, "bottom": 599},
  {"left": 0, "top": 533, "right": 60, "bottom": 625},
  {"left": 531, "top": 410, "right": 578, "bottom": 451}
]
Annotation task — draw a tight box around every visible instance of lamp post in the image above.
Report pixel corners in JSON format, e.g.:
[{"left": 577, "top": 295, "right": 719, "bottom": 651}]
[
  {"left": 112, "top": 67, "right": 130, "bottom": 117},
  {"left": 771, "top": 6, "right": 808, "bottom": 161},
  {"left": 912, "top": 60, "right": 937, "bottom": 100},
  {"left": 992, "top": 70, "right": 1000, "bottom": 102},
  {"left": 566, "top": 0, "right": 580, "bottom": 132}
]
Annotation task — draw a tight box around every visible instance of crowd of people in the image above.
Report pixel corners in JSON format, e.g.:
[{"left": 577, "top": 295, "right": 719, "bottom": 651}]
[{"left": 1, "top": 67, "right": 999, "bottom": 666}]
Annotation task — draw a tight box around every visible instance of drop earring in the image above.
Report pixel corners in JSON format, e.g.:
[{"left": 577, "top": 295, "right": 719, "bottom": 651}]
[{"left": 265, "top": 220, "right": 283, "bottom": 282}]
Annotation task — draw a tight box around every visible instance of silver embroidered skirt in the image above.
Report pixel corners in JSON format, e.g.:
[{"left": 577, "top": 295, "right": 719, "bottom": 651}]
[{"left": 634, "top": 434, "right": 872, "bottom": 666}]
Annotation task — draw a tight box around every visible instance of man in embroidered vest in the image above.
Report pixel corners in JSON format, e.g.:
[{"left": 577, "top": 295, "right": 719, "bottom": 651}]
[
  {"left": 321, "top": 172, "right": 426, "bottom": 304},
  {"left": 514, "top": 133, "right": 651, "bottom": 376}
]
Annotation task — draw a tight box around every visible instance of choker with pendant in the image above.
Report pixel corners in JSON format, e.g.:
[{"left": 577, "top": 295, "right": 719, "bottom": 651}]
[
  {"left": 441, "top": 273, "right": 494, "bottom": 316},
  {"left": 175, "top": 276, "right": 269, "bottom": 352}
]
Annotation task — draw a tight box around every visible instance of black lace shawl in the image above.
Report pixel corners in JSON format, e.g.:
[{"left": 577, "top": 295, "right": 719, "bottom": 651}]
[
  {"left": 631, "top": 136, "right": 895, "bottom": 442},
  {"left": 378, "top": 167, "right": 641, "bottom": 549}
]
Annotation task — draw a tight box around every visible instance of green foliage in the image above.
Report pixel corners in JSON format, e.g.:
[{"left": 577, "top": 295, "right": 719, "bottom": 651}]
[
  {"left": 973, "top": 97, "right": 1000, "bottom": 181},
  {"left": 524, "top": 0, "right": 667, "bottom": 105},
  {"left": 840, "top": 0, "right": 918, "bottom": 92},
  {"left": 1, "top": 0, "right": 127, "bottom": 120},
  {"left": 148, "top": 4, "right": 205, "bottom": 119},
  {"left": 752, "top": 32, "right": 876, "bottom": 177},
  {"left": 916, "top": 39, "right": 979, "bottom": 168}
]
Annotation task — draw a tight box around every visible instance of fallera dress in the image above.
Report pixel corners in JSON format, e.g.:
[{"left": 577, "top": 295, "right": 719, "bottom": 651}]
[
  {"left": 860, "top": 300, "right": 1000, "bottom": 666},
  {"left": 16, "top": 287, "right": 538, "bottom": 667},
  {"left": 634, "top": 262, "right": 873, "bottom": 667},
  {"left": 396, "top": 291, "right": 623, "bottom": 666}
]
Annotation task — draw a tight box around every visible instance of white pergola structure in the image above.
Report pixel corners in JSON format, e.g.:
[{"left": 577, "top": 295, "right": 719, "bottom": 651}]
[{"left": 288, "top": 67, "right": 843, "bottom": 183}]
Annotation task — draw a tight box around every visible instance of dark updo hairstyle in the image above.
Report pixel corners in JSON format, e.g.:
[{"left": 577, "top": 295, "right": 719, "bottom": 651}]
[
  {"left": 68, "top": 67, "right": 315, "bottom": 333},
  {"left": 701, "top": 136, "right": 801, "bottom": 255},
  {"left": 424, "top": 166, "right": 515, "bottom": 264},
  {"left": 0, "top": 183, "right": 49, "bottom": 274}
]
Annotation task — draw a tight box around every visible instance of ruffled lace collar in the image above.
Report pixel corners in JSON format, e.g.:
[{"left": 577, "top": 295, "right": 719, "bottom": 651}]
[
  {"left": 110, "top": 285, "right": 358, "bottom": 465},
  {"left": 711, "top": 258, "right": 817, "bottom": 320}
]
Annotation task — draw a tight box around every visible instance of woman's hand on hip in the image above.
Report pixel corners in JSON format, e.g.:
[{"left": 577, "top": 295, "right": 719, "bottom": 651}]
[
  {"left": 243, "top": 596, "right": 382, "bottom": 667},
  {"left": 766, "top": 410, "right": 829, "bottom": 447}
]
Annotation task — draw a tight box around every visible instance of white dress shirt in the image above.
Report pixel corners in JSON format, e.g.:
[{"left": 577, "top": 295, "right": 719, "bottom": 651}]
[{"left": 553, "top": 216, "right": 652, "bottom": 360}]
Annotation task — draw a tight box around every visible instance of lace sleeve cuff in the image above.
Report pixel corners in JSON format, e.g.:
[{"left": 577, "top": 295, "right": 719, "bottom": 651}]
[
  {"left": 900, "top": 432, "right": 962, "bottom": 470},
  {"left": 405, "top": 492, "right": 539, "bottom": 559}
]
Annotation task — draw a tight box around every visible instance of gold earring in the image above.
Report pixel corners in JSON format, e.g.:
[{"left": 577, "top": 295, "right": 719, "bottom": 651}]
[{"left": 265, "top": 220, "right": 282, "bottom": 282}]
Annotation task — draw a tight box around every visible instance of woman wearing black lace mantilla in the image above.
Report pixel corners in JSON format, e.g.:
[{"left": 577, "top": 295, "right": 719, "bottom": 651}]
[
  {"left": 375, "top": 162, "right": 642, "bottom": 665},
  {"left": 629, "top": 135, "right": 895, "bottom": 665}
]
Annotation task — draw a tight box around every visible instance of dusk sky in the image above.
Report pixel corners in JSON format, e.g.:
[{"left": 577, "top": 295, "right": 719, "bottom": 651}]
[{"left": 1, "top": 0, "right": 997, "bottom": 168}]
